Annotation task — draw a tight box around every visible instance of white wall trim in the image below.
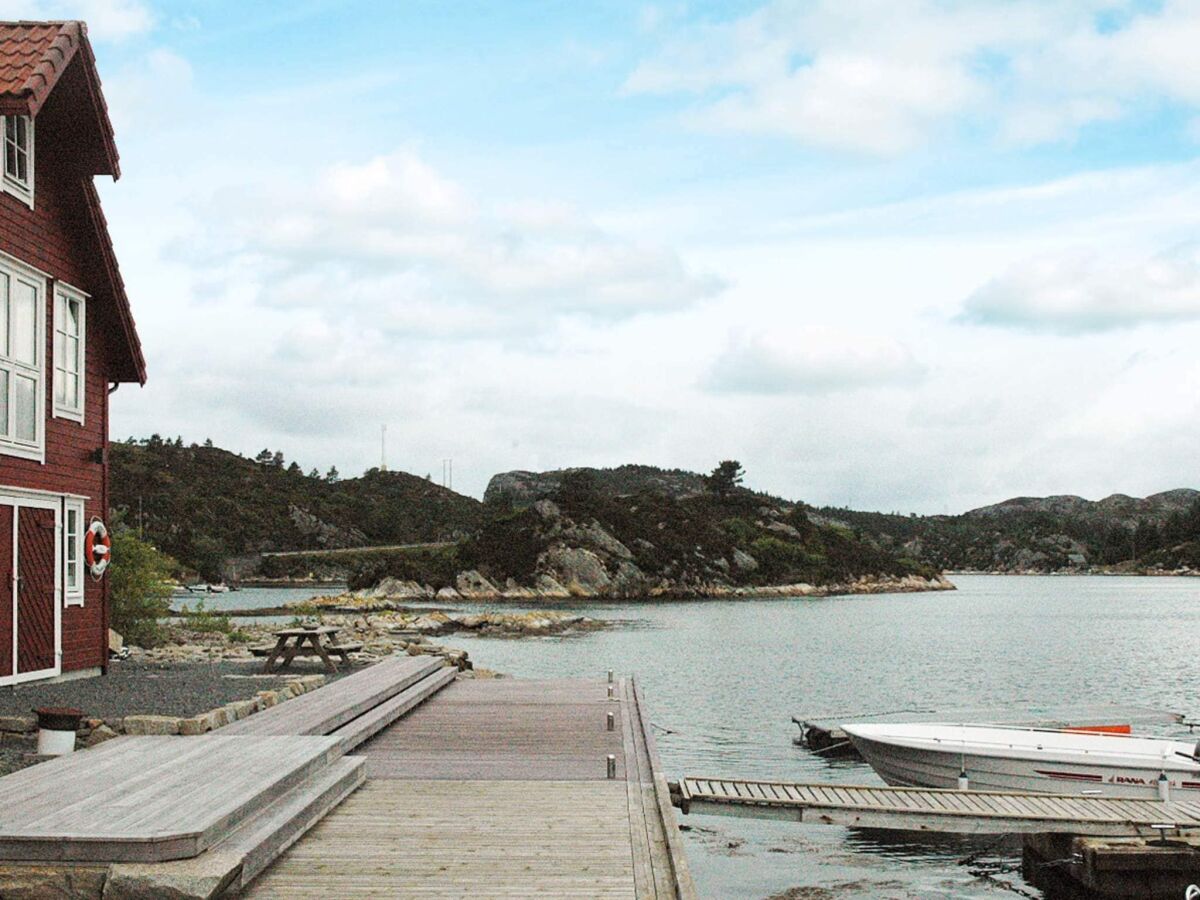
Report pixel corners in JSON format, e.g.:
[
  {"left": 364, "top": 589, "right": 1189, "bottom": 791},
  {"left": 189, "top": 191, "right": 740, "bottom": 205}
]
[{"left": 52, "top": 282, "right": 86, "bottom": 425}]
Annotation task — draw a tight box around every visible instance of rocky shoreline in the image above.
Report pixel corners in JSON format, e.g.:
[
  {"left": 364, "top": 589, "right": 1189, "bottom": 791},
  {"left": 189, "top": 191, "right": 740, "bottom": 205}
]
[{"left": 300, "top": 571, "right": 954, "bottom": 609}]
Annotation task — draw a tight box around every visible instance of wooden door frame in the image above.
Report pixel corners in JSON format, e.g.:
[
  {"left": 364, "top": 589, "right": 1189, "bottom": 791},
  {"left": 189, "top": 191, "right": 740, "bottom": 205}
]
[{"left": 0, "top": 490, "right": 61, "bottom": 685}]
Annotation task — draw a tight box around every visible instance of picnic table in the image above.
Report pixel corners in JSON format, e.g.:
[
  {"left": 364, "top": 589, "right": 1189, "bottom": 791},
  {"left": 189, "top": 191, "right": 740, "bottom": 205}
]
[{"left": 260, "top": 626, "right": 361, "bottom": 674}]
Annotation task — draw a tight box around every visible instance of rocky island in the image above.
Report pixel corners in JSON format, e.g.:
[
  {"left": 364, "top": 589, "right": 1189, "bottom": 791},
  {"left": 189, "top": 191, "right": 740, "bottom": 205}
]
[{"left": 338, "top": 465, "right": 951, "bottom": 602}]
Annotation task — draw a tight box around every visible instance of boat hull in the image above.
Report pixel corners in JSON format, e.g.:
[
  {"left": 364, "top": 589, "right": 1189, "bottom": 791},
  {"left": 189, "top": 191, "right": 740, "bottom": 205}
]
[{"left": 849, "top": 730, "right": 1200, "bottom": 800}]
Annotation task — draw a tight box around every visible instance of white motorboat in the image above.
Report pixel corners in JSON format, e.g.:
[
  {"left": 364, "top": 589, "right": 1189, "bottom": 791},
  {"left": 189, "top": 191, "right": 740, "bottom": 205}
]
[{"left": 843, "top": 722, "right": 1200, "bottom": 799}]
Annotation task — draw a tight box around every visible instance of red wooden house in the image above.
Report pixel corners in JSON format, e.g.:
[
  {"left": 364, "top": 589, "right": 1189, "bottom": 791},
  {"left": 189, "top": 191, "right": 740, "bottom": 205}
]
[{"left": 0, "top": 21, "right": 144, "bottom": 686}]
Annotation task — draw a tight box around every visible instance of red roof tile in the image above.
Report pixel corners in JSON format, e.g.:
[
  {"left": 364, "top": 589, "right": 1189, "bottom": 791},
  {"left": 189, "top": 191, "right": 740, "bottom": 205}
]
[
  {"left": 0, "top": 20, "right": 118, "bottom": 178},
  {"left": 0, "top": 21, "right": 139, "bottom": 383},
  {"left": 0, "top": 21, "right": 82, "bottom": 115}
]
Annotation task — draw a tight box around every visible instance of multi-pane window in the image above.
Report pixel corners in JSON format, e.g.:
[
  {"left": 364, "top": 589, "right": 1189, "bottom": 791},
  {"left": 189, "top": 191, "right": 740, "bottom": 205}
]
[
  {"left": 65, "top": 500, "right": 84, "bottom": 606},
  {"left": 53, "top": 286, "right": 85, "bottom": 422},
  {"left": 0, "top": 258, "right": 44, "bottom": 460},
  {"left": 2, "top": 115, "right": 32, "bottom": 204}
]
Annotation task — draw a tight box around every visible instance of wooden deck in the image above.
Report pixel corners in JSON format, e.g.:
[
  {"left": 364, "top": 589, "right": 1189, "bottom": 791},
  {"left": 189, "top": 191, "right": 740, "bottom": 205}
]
[
  {"left": 222, "top": 654, "right": 445, "bottom": 738},
  {"left": 0, "top": 735, "right": 344, "bottom": 862},
  {"left": 248, "top": 677, "right": 696, "bottom": 899},
  {"left": 677, "top": 777, "right": 1200, "bottom": 837}
]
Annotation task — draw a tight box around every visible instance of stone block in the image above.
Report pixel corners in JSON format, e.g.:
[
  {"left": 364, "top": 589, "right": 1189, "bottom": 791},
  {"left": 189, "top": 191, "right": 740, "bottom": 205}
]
[
  {"left": 256, "top": 691, "right": 279, "bottom": 709},
  {"left": 85, "top": 725, "right": 119, "bottom": 748},
  {"left": 177, "top": 713, "right": 214, "bottom": 737},
  {"left": 0, "top": 715, "right": 36, "bottom": 734},
  {"left": 0, "top": 862, "right": 107, "bottom": 899},
  {"left": 122, "top": 715, "right": 181, "bottom": 736},
  {"left": 228, "top": 699, "right": 257, "bottom": 720},
  {"left": 104, "top": 851, "right": 242, "bottom": 900}
]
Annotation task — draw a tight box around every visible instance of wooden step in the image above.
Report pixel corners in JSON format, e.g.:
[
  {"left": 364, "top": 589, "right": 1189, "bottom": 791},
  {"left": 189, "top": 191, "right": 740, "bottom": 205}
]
[
  {"left": 0, "top": 735, "right": 343, "bottom": 863},
  {"left": 222, "top": 655, "right": 443, "bottom": 738},
  {"left": 332, "top": 666, "right": 457, "bottom": 753},
  {"left": 103, "top": 756, "right": 366, "bottom": 899},
  {"left": 236, "top": 755, "right": 366, "bottom": 886}
]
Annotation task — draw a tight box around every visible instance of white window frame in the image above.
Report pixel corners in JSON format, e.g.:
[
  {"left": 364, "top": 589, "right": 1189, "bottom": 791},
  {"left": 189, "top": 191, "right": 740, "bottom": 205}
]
[
  {"left": 53, "top": 283, "right": 86, "bottom": 424},
  {"left": 1, "top": 115, "right": 33, "bottom": 208},
  {"left": 63, "top": 498, "right": 84, "bottom": 607},
  {"left": 0, "top": 253, "right": 46, "bottom": 463}
]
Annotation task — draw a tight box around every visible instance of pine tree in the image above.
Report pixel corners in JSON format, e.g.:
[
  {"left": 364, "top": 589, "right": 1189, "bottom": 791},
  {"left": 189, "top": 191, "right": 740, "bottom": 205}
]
[{"left": 707, "top": 460, "right": 745, "bottom": 500}]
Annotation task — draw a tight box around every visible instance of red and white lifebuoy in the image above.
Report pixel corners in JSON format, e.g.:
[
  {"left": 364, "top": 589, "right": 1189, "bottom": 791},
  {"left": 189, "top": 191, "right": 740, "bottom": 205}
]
[{"left": 85, "top": 519, "right": 111, "bottom": 578}]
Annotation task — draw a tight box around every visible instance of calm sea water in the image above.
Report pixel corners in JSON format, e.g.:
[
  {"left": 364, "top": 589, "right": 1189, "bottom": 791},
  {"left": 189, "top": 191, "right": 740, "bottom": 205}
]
[{"left": 223, "top": 575, "right": 1200, "bottom": 898}]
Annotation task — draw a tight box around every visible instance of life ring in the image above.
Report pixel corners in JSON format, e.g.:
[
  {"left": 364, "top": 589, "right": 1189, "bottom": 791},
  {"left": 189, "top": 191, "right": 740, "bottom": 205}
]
[{"left": 85, "top": 519, "right": 111, "bottom": 578}]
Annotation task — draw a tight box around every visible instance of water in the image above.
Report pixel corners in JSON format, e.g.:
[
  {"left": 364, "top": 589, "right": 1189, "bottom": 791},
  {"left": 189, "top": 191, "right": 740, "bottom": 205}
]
[
  {"left": 171, "top": 585, "right": 346, "bottom": 613},
  {"left": 191, "top": 575, "right": 1200, "bottom": 897},
  {"left": 432, "top": 575, "right": 1200, "bottom": 899}
]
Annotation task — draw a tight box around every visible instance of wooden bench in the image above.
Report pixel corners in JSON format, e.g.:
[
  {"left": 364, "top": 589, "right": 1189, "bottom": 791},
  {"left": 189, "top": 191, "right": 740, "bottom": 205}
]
[{"left": 260, "top": 628, "right": 362, "bottom": 674}]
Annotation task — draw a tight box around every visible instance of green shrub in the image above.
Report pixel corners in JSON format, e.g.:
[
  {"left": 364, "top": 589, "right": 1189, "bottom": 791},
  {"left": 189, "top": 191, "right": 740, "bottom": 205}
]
[
  {"left": 178, "top": 598, "right": 232, "bottom": 634},
  {"left": 108, "top": 528, "right": 176, "bottom": 648}
]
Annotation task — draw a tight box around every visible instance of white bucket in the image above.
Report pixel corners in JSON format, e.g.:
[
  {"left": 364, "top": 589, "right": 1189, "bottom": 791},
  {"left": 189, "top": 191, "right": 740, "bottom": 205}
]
[{"left": 36, "top": 727, "right": 77, "bottom": 756}]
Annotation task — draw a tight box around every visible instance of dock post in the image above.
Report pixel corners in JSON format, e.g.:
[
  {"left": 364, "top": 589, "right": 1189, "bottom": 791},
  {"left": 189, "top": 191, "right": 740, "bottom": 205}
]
[
  {"left": 607, "top": 711, "right": 615, "bottom": 732},
  {"left": 608, "top": 669, "right": 614, "bottom": 684},
  {"left": 608, "top": 684, "right": 615, "bottom": 700},
  {"left": 607, "top": 754, "right": 616, "bottom": 779}
]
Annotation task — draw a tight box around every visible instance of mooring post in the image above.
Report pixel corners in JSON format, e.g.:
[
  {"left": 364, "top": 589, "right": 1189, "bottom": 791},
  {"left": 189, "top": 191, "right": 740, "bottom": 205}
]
[
  {"left": 607, "top": 754, "right": 616, "bottom": 779},
  {"left": 607, "top": 683, "right": 615, "bottom": 699},
  {"left": 608, "top": 669, "right": 614, "bottom": 684},
  {"left": 607, "top": 711, "right": 615, "bottom": 732}
]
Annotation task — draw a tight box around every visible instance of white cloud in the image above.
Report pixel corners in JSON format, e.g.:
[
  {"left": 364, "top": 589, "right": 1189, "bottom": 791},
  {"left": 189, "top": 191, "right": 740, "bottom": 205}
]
[
  {"left": 626, "top": 0, "right": 1200, "bottom": 154},
  {"left": 0, "top": 0, "right": 152, "bottom": 40},
  {"left": 960, "top": 244, "right": 1200, "bottom": 333},
  {"left": 179, "top": 149, "right": 722, "bottom": 332},
  {"left": 703, "top": 326, "right": 924, "bottom": 394}
]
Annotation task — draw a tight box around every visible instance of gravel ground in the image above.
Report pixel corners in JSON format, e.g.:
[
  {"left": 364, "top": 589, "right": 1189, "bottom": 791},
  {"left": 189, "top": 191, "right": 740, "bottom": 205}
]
[{"left": 0, "top": 658, "right": 360, "bottom": 719}]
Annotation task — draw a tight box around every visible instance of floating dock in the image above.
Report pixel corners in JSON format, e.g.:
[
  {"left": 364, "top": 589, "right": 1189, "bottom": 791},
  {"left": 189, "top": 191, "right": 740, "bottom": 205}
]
[
  {"left": 794, "top": 703, "right": 1185, "bottom": 755},
  {"left": 675, "top": 776, "right": 1200, "bottom": 898},
  {"left": 675, "top": 776, "right": 1200, "bottom": 836}
]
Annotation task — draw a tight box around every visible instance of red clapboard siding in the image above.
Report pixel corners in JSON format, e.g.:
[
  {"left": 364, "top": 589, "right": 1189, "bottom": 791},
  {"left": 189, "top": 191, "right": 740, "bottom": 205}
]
[{"left": 0, "top": 138, "right": 112, "bottom": 674}]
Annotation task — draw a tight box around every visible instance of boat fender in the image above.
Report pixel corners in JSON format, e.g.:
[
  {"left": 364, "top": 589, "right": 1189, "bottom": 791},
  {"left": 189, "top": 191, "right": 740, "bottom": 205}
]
[
  {"left": 957, "top": 770, "right": 969, "bottom": 791},
  {"left": 1158, "top": 772, "right": 1171, "bottom": 801},
  {"left": 85, "top": 518, "right": 111, "bottom": 578}
]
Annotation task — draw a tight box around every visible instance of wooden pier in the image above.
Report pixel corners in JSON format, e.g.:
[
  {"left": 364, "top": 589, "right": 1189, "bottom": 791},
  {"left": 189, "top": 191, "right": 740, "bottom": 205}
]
[
  {"left": 247, "top": 675, "right": 695, "bottom": 898},
  {"left": 0, "top": 662, "right": 692, "bottom": 898},
  {"left": 676, "top": 776, "right": 1200, "bottom": 837}
]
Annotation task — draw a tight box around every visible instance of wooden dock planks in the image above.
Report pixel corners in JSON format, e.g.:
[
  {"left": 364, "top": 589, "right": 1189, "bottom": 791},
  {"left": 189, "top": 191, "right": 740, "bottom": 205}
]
[
  {"left": 246, "top": 780, "right": 638, "bottom": 898},
  {"left": 248, "top": 677, "right": 696, "bottom": 899},
  {"left": 221, "top": 655, "right": 445, "bottom": 737},
  {"left": 678, "top": 777, "right": 1200, "bottom": 836},
  {"left": 0, "top": 735, "right": 343, "bottom": 862}
]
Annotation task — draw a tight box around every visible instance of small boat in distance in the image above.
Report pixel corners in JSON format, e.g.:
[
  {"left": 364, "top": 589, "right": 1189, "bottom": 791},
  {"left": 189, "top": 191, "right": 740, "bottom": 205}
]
[{"left": 844, "top": 722, "right": 1200, "bottom": 800}]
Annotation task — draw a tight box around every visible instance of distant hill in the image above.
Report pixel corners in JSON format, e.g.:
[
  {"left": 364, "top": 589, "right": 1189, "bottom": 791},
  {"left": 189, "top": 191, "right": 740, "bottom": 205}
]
[
  {"left": 823, "top": 489, "right": 1200, "bottom": 573},
  {"left": 484, "top": 464, "right": 792, "bottom": 507},
  {"left": 485, "top": 465, "right": 711, "bottom": 505},
  {"left": 109, "top": 438, "right": 482, "bottom": 579},
  {"left": 361, "top": 468, "right": 947, "bottom": 599},
  {"left": 966, "top": 489, "right": 1199, "bottom": 521}
]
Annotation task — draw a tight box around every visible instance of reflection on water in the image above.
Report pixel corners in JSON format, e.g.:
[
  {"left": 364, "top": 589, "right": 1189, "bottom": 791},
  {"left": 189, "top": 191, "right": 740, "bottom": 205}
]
[{"left": 216, "top": 575, "right": 1200, "bottom": 898}]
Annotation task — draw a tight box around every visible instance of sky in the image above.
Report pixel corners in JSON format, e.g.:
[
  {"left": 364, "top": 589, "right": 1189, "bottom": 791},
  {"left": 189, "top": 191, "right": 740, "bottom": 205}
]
[{"left": 7, "top": 0, "right": 1200, "bottom": 512}]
